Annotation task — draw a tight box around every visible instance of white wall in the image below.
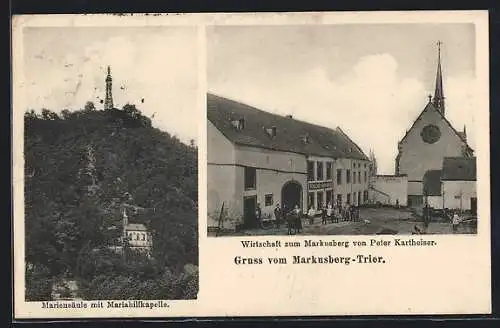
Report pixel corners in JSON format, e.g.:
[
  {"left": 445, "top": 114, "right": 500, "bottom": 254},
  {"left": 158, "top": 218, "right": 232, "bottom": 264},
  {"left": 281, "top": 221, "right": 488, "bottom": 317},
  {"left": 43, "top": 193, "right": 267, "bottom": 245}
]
[
  {"left": 127, "top": 230, "right": 152, "bottom": 248},
  {"left": 207, "top": 121, "right": 238, "bottom": 229},
  {"left": 369, "top": 188, "right": 391, "bottom": 205},
  {"left": 427, "top": 196, "right": 442, "bottom": 209},
  {"left": 235, "top": 145, "right": 308, "bottom": 223},
  {"left": 443, "top": 180, "right": 477, "bottom": 210},
  {"left": 369, "top": 175, "right": 408, "bottom": 206}
]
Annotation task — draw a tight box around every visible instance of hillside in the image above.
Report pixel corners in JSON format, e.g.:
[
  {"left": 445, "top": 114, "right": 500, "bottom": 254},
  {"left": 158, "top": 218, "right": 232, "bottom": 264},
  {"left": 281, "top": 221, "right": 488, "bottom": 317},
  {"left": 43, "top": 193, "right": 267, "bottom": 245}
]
[{"left": 24, "top": 104, "right": 198, "bottom": 301}]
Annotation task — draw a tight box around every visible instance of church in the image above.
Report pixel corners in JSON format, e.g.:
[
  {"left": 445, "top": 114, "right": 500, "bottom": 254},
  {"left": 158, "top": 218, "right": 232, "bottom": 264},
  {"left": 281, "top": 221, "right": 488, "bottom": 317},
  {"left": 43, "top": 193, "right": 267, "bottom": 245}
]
[{"left": 394, "top": 42, "right": 476, "bottom": 212}]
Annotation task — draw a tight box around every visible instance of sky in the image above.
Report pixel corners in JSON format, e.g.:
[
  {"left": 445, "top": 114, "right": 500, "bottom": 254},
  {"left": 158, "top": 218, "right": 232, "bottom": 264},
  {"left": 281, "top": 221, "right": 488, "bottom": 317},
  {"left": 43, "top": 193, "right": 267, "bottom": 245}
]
[
  {"left": 208, "top": 24, "right": 477, "bottom": 174},
  {"left": 22, "top": 26, "right": 198, "bottom": 144}
]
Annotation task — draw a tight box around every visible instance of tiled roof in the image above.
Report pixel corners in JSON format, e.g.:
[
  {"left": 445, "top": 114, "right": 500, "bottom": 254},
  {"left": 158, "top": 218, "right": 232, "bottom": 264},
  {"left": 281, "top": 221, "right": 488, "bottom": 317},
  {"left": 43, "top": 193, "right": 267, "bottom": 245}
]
[
  {"left": 442, "top": 157, "right": 476, "bottom": 181},
  {"left": 207, "top": 93, "right": 369, "bottom": 160},
  {"left": 423, "top": 170, "right": 442, "bottom": 196},
  {"left": 126, "top": 223, "right": 148, "bottom": 231}
]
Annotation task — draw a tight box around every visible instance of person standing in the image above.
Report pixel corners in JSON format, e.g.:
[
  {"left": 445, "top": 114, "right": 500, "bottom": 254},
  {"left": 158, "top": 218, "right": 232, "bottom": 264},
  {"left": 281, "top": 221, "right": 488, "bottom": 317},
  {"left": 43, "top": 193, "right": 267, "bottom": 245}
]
[
  {"left": 294, "top": 204, "right": 303, "bottom": 233},
  {"left": 321, "top": 203, "right": 328, "bottom": 225},
  {"left": 452, "top": 211, "right": 461, "bottom": 234},
  {"left": 423, "top": 205, "right": 430, "bottom": 231},
  {"left": 308, "top": 206, "right": 315, "bottom": 225},
  {"left": 327, "top": 202, "right": 333, "bottom": 224},
  {"left": 274, "top": 203, "right": 282, "bottom": 229},
  {"left": 255, "top": 202, "right": 262, "bottom": 229}
]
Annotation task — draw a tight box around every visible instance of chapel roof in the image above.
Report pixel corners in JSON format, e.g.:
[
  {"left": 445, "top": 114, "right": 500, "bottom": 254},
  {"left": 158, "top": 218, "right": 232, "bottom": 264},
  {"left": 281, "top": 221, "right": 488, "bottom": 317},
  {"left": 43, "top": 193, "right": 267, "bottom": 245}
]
[
  {"left": 125, "top": 223, "right": 148, "bottom": 232},
  {"left": 207, "top": 93, "right": 369, "bottom": 160},
  {"left": 442, "top": 157, "right": 477, "bottom": 181}
]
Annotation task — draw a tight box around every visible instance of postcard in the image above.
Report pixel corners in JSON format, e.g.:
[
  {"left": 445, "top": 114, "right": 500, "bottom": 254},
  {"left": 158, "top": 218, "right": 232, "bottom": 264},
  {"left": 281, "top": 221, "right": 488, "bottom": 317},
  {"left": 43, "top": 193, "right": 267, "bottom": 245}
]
[{"left": 12, "top": 11, "right": 490, "bottom": 319}]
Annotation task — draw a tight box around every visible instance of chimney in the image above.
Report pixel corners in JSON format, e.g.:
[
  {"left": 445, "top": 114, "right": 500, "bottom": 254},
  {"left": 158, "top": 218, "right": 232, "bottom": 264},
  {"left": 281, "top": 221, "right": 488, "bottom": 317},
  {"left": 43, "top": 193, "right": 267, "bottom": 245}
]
[{"left": 286, "top": 115, "right": 293, "bottom": 119}]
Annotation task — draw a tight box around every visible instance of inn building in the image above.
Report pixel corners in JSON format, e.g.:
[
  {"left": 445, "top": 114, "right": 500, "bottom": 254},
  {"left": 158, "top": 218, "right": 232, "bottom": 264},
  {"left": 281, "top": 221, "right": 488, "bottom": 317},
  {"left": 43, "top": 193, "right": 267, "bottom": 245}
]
[{"left": 207, "top": 93, "right": 370, "bottom": 229}]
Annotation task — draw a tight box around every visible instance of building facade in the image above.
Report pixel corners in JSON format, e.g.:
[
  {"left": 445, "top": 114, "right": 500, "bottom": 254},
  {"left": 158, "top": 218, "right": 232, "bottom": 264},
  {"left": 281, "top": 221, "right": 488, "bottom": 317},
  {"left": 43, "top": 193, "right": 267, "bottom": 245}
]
[
  {"left": 207, "top": 94, "right": 370, "bottom": 230},
  {"left": 395, "top": 43, "right": 474, "bottom": 207},
  {"left": 421, "top": 157, "right": 477, "bottom": 212}
]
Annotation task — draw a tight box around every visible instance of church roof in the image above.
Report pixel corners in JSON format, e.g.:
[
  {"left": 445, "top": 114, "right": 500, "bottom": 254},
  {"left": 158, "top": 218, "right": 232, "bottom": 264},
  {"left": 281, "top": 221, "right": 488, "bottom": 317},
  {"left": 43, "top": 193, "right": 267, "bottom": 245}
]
[
  {"left": 398, "top": 101, "right": 473, "bottom": 153},
  {"left": 125, "top": 223, "right": 148, "bottom": 231},
  {"left": 207, "top": 93, "right": 369, "bottom": 160},
  {"left": 423, "top": 170, "right": 442, "bottom": 196},
  {"left": 442, "top": 157, "right": 476, "bottom": 181}
]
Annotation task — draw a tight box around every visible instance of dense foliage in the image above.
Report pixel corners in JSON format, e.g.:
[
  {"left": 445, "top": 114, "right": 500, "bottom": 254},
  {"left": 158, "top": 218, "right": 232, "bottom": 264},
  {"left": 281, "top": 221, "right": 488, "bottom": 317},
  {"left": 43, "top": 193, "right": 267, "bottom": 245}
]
[{"left": 24, "top": 103, "right": 198, "bottom": 300}]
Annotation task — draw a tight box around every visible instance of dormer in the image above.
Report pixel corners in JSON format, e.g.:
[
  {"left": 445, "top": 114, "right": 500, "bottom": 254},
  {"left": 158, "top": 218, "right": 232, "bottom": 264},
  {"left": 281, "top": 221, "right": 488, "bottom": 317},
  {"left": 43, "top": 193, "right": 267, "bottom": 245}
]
[
  {"left": 231, "top": 118, "right": 245, "bottom": 131},
  {"left": 265, "top": 126, "right": 277, "bottom": 138},
  {"left": 302, "top": 133, "right": 310, "bottom": 144}
]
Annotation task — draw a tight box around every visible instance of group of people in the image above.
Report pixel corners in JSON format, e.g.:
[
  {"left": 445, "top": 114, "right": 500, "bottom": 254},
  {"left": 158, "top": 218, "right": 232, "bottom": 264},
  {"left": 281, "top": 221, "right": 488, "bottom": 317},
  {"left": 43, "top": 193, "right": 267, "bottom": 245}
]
[{"left": 254, "top": 201, "right": 361, "bottom": 234}]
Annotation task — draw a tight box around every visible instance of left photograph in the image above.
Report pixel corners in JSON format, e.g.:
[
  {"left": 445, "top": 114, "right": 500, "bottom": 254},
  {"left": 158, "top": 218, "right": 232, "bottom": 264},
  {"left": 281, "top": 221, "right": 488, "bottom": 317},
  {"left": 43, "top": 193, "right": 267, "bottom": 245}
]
[{"left": 20, "top": 26, "right": 199, "bottom": 301}]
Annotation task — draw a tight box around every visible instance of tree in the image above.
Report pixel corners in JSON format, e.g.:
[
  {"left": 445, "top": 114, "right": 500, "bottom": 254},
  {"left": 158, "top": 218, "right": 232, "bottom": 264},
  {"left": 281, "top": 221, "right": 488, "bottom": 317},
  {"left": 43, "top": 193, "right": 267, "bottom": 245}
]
[
  {"left": 24, "top": 105, "right": 198, "bottom": 300},
  {"left": 122, "top": 103, "right": 140, "bottom": 117},
  {"left": 84, "top": 101, "right": 96, "bottom": 112},
  {"left": 41, "top": 108, "right": 60, "bottom": 120}
]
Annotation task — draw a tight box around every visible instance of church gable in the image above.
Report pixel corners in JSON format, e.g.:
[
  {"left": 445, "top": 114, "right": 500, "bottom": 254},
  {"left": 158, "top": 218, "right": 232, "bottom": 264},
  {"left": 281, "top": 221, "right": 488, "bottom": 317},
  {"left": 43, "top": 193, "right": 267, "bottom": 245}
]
[
  {"left": 396, "top": 101, "right": 471, "bottom": 181},
  {"left": 399, "top": 102, "right": 463, "bottom": 148}
]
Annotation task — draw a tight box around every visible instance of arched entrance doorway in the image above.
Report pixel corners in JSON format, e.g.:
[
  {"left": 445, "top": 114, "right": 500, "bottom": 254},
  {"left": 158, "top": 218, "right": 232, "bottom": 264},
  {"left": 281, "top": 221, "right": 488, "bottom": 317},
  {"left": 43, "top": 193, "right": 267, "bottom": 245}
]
[{"left": 281, "top": 180, "right": 303, "bottom": 215}]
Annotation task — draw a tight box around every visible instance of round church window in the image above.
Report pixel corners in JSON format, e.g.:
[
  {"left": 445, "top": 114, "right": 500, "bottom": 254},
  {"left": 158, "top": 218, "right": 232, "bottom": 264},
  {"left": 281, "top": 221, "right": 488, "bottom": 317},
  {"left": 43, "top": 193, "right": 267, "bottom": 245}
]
[{"left": 421, "top": 124, "right": 441, "bottom": 144}]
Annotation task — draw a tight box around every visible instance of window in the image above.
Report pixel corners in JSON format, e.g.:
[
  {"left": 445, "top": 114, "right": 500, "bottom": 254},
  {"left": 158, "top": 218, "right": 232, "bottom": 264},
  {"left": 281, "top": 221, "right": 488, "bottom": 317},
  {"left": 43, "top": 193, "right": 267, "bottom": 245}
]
[
  {"left": 326, "top": 162, "right": 333, "bottom": 180},
  {"left": 364, "top": 190, "right": 368, "bottom": 202},
  {"left": 336, "top": 194, "right": 343, "bottom": 205},
  {"left": 326, "top": 190, "right": 333, "bottom": 205},
  {"left": 364, "top": 171, "right": 367, "bottom": 183},
  {"left": 346, "top": 169, "right": 351, "bottom": 183},
  {"left": 244, "top": 167, "right": 256, "bottom": 190},
  {"left": 308, "top": 192, "right": 315, "bottom": 209},
  {"left": 307, "top": 161, "right": 315, "bottom": 181},
  {"left": 317, "top": 162, "right": 324, "bottom": 180},
  {"left": 353, "top": 171, "right": 356, "bottom": 184},
  {"left": 358, "top": 172, "right": 361, "bottom": 184},
  {"left": 317, "top": 191, "right": 324, "bottom": 209},
  {"left": 347, "top": 193, "right": 351, "bottom": 204},
  {"left": 353, "top": 192, "right": 357, "bottom": 205},
  {"left": 265, "top": 194, "right": 273, "bottom": 206},
  {"left": 337, "top": 169, "right": 342, "bottom": 184}
]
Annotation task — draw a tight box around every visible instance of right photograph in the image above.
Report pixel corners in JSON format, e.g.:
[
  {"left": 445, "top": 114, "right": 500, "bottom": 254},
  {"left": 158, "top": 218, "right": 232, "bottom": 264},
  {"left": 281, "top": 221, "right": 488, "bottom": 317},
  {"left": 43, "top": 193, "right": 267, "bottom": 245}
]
[{"left": 206, "top": 24, "right": 477, "bottom": 237}]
